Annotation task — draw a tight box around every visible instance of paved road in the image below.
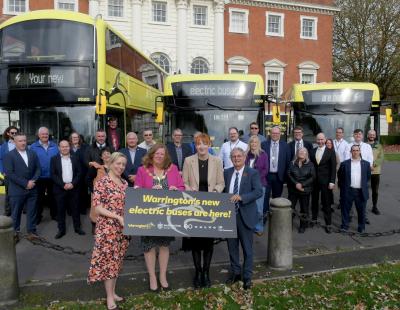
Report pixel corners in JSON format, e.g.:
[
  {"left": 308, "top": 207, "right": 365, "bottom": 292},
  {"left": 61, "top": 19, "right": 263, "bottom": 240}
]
[{"left": 2, "top": 162, "right": 399, "bottom": 291}]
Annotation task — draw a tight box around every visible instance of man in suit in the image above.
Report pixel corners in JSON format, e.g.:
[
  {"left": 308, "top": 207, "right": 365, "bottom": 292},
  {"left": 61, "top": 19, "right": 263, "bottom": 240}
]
[
  {"left": 288, "top": 126, "right": 313, "bottom": 160},
  {"left": 261, "top": 126, "right": 290, "bottom": 221},
  {"left": 119, "top": 132, "right": 147, "bottom": 187},
  {"left": 310, "top": 133, "right": 337, "bottom": 233},
  {"left": 338, "top": 144, "right": 371, "bottom": 233},
  {"left": 166, "top": 128, "right": 193, "bottom": 173},
  {"left": 224, "top": 147, "right": 262, "bottom": 290},
  {"left": 85, "top": 129, "right": 115, "bottom": 169},
  {"left": 50, "top": 140, "right": 85, "bottom": 239},
  {"left": 4, "top": 133, "right": 41, "bottom": 242}
]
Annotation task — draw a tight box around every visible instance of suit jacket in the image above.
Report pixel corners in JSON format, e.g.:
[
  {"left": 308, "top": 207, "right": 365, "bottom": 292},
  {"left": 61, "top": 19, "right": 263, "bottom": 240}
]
[
  {"left": 182, "top": 154, "right": 225, "bottom": 193},
  {"left": 288, "top": 140, "right": 313, "bottom": 160},
  {"left": 338, "top": 159, "right": 371, "bottom": 202},
  {"left": 166, "top": 142, "right": 193, "bottom": 171},
  {"left": 3, "top": 148, "right": 41, "bottom": 196},
  {"left": 310, "top": 147, "right": 337, "bottom": 185},
  {"left": 261, "top": 139, "right": 291, "bottom": 183},
  {"left": 119, "top": 146, "right": 147, "bottom": 186},
  {"left": 50, "top": 154, "right": 82, "bottom": 193},
  {"left": 224, "top": 166, "right": 262, "bottom": 230}
]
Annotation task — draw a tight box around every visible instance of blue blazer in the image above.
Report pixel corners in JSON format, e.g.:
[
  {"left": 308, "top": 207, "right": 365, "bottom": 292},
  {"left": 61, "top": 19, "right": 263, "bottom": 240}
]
[
  {"left": 3, "top": 149, "right": 41, "bottom": 196},
  {"left": 119, "top": 147, "right": 147, "bottom": 186},
  {"left": 338, "top": 159, "right": 371, "bottom": 202},
  {"left": 0, "top": 141, "right": 13, "bottom": 173},
  {"left": 224, "top": 166, "right": 263, "bottom": 230},
  {"left": 261, "top": 139, "right": 291, "bottom": 183}
]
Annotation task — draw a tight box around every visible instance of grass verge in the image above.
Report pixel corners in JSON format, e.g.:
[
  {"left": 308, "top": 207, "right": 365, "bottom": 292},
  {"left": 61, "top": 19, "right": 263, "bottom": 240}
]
[
  {"left": 15, "top": 262, "right": 400, "bottom": 310},
  {"left": 384, "top": 153, "right": 400, "bottom": 161}
]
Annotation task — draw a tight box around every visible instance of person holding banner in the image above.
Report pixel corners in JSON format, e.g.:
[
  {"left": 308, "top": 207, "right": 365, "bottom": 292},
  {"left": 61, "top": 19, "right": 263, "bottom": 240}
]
[
  {"left": 224, "top": 147, "right": 262, "bottom": 290},
  {"left": 182, "top": 133, "right": 225, "bottom": 288},
  {"left": 87, "top": 152, "right": 128, "bottom": 310},
  {"left": 135, "top": 144, "right": 185, "bottom": 292}
]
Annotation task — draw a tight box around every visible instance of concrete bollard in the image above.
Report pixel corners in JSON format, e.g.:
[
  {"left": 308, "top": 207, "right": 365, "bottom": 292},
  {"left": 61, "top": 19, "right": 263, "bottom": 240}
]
[
  {"left": 0, "top": 216, "right": 19, "bottom": 307},
  {"left": 267, "top": 198, "right": 293, "bottom": 270}
]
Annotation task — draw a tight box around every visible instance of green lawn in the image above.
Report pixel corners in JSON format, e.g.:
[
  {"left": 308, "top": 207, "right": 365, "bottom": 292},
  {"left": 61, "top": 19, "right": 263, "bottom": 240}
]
[
  {"left": 384, "top": 153, "right": 400, "bottom": 161},
  {"left": 16, "top": 262, "right": 400, "bottom": 309}
]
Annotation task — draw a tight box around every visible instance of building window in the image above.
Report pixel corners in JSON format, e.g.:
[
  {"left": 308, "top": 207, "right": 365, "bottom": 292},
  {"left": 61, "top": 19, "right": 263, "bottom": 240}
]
[
  {"left": 152, "top": 1, "right": 167, "bottom": 23},
  {"left": 301, "top": 73, "right": 315, "bottom": 84},
  {"left": 264, "top": 59, "right": 286, "bottom": 97},
  {"left": 108, "top": 0, "right": 123, "bottom": 17},
  {"left": 151, "top": 53, "right": 171, "bottom": 73},
  {"left": 191, "top": 57, "right": 209, "bottom": 74},
  {"left": 193, "top": 5, "right": 207, "bottom": 26},
  {"left": 229, "top": 8, "right": 249, "bottom": 34},
  {"left": 266, "top": 12, "right": 284, "bottom": 37},
  {"left": 4, "top": 0, "right": 28, "bottom": 14},
  {"left": 55, "top": 0, "right": 78, "bottom": 11},
  {"left": 227, "top": 56, "right": 251, "bottom": 74},
  {"left": 300, "top": 16, "right": 318, "bottom": 40},
  {"left": 298, "top": 61, "right": 319, "bottom": 84}
]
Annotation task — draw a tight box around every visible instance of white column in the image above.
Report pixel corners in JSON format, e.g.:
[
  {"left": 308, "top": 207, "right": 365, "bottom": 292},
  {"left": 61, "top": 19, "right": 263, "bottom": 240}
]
[
  {"left": 176, "top": 0, "right": 188, "bottom": 73},
  {"left": 131, "top": 0, "right": 143, "bottom": 49},
  {"left": 89, "top": 0, "right": 100, "bottom": 18},
  {"left": 214, "top": 0, "right": 225, "bottom": 74}
]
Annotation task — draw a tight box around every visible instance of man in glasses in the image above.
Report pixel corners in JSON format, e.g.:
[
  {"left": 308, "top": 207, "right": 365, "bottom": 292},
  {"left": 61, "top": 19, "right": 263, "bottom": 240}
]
[
  {"left": 0, "top": 126, "right": 19, "bottom": 216},
  {"left": 138, "top": 129, "right": 156, "bottom": 152},
  {"left": 242, "top": 122, "right": 266, "bottom": 143}
]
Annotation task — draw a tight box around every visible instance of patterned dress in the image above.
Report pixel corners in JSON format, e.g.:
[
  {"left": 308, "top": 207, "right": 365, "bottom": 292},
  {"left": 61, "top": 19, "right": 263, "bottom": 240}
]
[{"left": 87, "top": 175, "right": 129, "bottom": 283}]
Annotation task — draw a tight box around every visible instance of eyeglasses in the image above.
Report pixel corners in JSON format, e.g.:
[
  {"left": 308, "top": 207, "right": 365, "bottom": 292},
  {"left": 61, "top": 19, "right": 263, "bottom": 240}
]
[
  {"left": 144, "top": 134, "right": 153, "bottom": 137},
  {"left": 9, "top": 131, "right": 17, "bottom": 135},
  {"left": 250, "top": 127, "right": 258, "bottom": 130}
]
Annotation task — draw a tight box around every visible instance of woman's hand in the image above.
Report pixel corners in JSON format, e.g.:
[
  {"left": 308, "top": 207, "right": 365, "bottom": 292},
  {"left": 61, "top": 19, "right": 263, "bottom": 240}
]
[
  {"left": 152, "top": 184, "right": 162, "bottom": 190},
  {"left": 117, "top": 215, "right": 124, "bottom": 228},
  {"left": 169, "top": 186, "right": 178, "bottom": 191},
  {"left": 295, "top": 183, "right": 303, "bottom": 191}
]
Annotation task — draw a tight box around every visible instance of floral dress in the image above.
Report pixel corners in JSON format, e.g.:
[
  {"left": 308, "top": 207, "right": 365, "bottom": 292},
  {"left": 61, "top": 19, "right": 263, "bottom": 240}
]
[{"left": 87, "top": 175, "right": 129, "bottom": 283}]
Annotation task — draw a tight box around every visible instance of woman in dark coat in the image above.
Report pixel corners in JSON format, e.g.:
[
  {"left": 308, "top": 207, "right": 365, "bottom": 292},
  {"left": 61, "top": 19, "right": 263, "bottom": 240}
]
[{"left": 288, "top": 147, "right": 315, "bottom": 233}]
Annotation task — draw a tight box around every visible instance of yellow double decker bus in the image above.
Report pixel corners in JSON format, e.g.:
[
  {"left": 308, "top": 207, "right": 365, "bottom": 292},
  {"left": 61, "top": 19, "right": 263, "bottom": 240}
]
[
  {"left": 162, "top": 74, "right": 265, "bottom": 150},
  {"left": 286, "top": 82, "right": 382, "bottom": 141},
  {"left": 0, "top": 10, "right": 167, "bottom": 144}
]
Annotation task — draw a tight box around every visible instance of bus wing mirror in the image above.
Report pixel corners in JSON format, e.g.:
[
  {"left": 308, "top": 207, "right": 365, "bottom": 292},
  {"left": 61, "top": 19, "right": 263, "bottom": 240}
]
[
  {"left": 386, "top": 108, "right": 393, "bottom": 123},
  {"left": 272, "top": 105, "right": 281, "bottom": 124},
  {"left": 96, "top": 93, "right": 107, "bottom": 115},
  {"left": 155, "top": 97, "right": 164, "bottom": 123}
]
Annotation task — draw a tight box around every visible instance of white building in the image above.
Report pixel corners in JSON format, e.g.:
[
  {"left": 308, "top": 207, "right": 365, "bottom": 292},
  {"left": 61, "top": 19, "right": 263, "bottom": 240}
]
[{"left": 88, "top": 0, "right": 225, "bottom": 74}]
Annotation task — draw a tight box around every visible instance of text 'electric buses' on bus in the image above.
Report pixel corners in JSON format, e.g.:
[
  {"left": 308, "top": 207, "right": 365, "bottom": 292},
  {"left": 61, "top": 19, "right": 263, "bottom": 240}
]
[
  {"left": 0, "top": 10, "right": 167, "bottom": 144},
  {"left": 286, "top": 82, "right": 381, "bottom": 142},
  {"left": 162, "top": 74, "right": 265, "bottom": 150}
]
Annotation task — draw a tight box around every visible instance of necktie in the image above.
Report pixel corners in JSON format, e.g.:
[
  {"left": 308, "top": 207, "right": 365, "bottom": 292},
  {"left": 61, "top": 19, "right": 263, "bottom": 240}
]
[
  {"left": 272, "top": 142, "right": 278, "bottom": 169},
  {"left": 316, "top": 148, "right": 322, "bottom": 164},
  {"left": 233, "top": 172, "right": 239, "bottom": 211},
  {"left": 296, "top": 141, "right": 300, "bottom": 154},
  {"left": 176, "top": 147, "right": 183, "bottom": 170}
]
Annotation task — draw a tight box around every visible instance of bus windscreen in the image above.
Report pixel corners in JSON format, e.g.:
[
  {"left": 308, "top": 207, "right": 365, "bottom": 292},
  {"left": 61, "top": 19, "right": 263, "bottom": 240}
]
[{"left": 0, "top": 20, "right": 94, "bottom": 63}]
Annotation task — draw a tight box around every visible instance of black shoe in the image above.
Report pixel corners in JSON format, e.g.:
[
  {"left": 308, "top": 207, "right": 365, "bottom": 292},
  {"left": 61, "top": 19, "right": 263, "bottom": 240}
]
[
  {"left": 298, "top": 226, "right": 306, "bottom": 233},
  {"left": 357, "top": 227, "right": 365, "bottom": 234},
  {"left": 193, "top": 270, "right": 202, "bottom": 289},
  {"left": 372, "top": 207, "right": 380, "bottom": 215},
  {"left": 330, "top": 207, "right": 335, "bottom": 213},
  {"left": 36, "top": 215, "right": 43, "bottom": 225},
  {"left": 75, "top": 228, "right": 86, "bottom": 235},
  {"left": 243, "top": 279, "right": 252, "bottom": 290},
  {"left": 55, "top": 231, "right": 66, "bottom": 239},
  {"left": 325, "top": 226, "right": 332, "bottom": 234},
  {"left": 202, "top": 271, "right": 211, "bottom": 288},
  {"left": 365, "top": 218, "right": 370, "bottom": 225},
  {"left": 226, "top": 273, "right": 241, "bottom": 285}
]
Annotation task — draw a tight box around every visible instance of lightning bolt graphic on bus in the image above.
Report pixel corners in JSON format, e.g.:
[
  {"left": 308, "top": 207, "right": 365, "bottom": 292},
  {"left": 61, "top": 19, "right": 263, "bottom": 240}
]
[{"left": 15, "top": 73, "right": 21, "bottom": 85}]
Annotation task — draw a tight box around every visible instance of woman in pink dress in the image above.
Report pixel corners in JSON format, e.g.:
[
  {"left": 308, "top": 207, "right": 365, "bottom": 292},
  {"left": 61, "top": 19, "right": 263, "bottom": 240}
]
[
  {"left": 135, "top": 143, "right": 184, "bottom": 291},
  {"left": 88, "top": 152, "right": 129, "bottom": 310}
]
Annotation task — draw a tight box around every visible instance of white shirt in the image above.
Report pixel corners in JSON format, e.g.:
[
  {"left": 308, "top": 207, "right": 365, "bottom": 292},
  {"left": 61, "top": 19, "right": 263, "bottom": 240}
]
[
  {"left": 350, "top": 158, "right": 362, "bottom": 188},
  {"left": 18, "top": 150, "right": 28, "bottom": 167},
  {"left": 334, "top": 139, "right": 350, "bottom": 163},
  {"left": 315, "top": 145, "right": 326, "bottom": 164},
  {"left": 61, "top": 155, "right": 73, "bottom": 183},
  {"left": 128, "top": 147, "right": 137, "bottom": 164},
  {"left": 269, "top": 140, "right": 280, "bottom": 173},
  {"left": 39, "top": 140, "right": 49, "bottom": 150},
  {"left": 218, "top": 140, "right": 248, "bottom": 169},
  {"left": 350, "top": 142, "right": 373, "bottom": 167},
  {"left": 138, "top": 141, "right": 155, "bottom": 152},
  {"left": 229, "top": 166, "right": 245, "bottom": 194}
]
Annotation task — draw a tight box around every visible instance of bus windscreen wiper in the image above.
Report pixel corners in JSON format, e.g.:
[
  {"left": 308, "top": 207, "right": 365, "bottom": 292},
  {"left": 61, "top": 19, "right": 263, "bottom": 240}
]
[
  {"left": 334, "top": 108, "right": 370, "bottom": 114},
  {"left": 205, "top": 99, "right": 240, "bottom": 111}
]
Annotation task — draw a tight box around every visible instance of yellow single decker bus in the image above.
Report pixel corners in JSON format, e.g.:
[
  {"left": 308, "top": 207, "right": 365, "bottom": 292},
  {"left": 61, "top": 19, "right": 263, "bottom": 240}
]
[
  {"left": 0, "top": 10, "right": 167, "bottom": 144},
  {"left": 287, "top": 82, "right": 381, "bottom": 142},
  {"left": 162, "top": 74, "right": 265, "bottom": 149}
]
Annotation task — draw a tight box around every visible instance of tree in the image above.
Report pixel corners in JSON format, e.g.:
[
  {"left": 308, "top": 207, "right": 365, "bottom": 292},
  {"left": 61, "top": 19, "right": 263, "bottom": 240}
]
[{"left": 333, "top": 0, "right": 400, "bottom": 100}]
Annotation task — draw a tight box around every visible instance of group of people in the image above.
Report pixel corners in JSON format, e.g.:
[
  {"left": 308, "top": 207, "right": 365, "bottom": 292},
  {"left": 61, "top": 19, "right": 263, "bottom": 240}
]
[{"left": 0, "top": 119, "right": 384, "bottom": 310}]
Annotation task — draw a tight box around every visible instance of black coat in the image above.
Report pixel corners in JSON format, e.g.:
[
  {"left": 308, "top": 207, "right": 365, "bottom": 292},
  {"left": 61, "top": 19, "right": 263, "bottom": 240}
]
[
  {"left": 288, "top": 140, "right": 313, "bottom": 160},
  {"left": 288, "top": 160, "right": 315, "bottom": 194},
  {"left": 166, "top": 142, "right": 193, "bottom": 171},
  {"left": 310, "top": 147, "right": 337, "bottom": 185},
  {"left": 50, "top": 154, "right": 82, "bottom": 193}
]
